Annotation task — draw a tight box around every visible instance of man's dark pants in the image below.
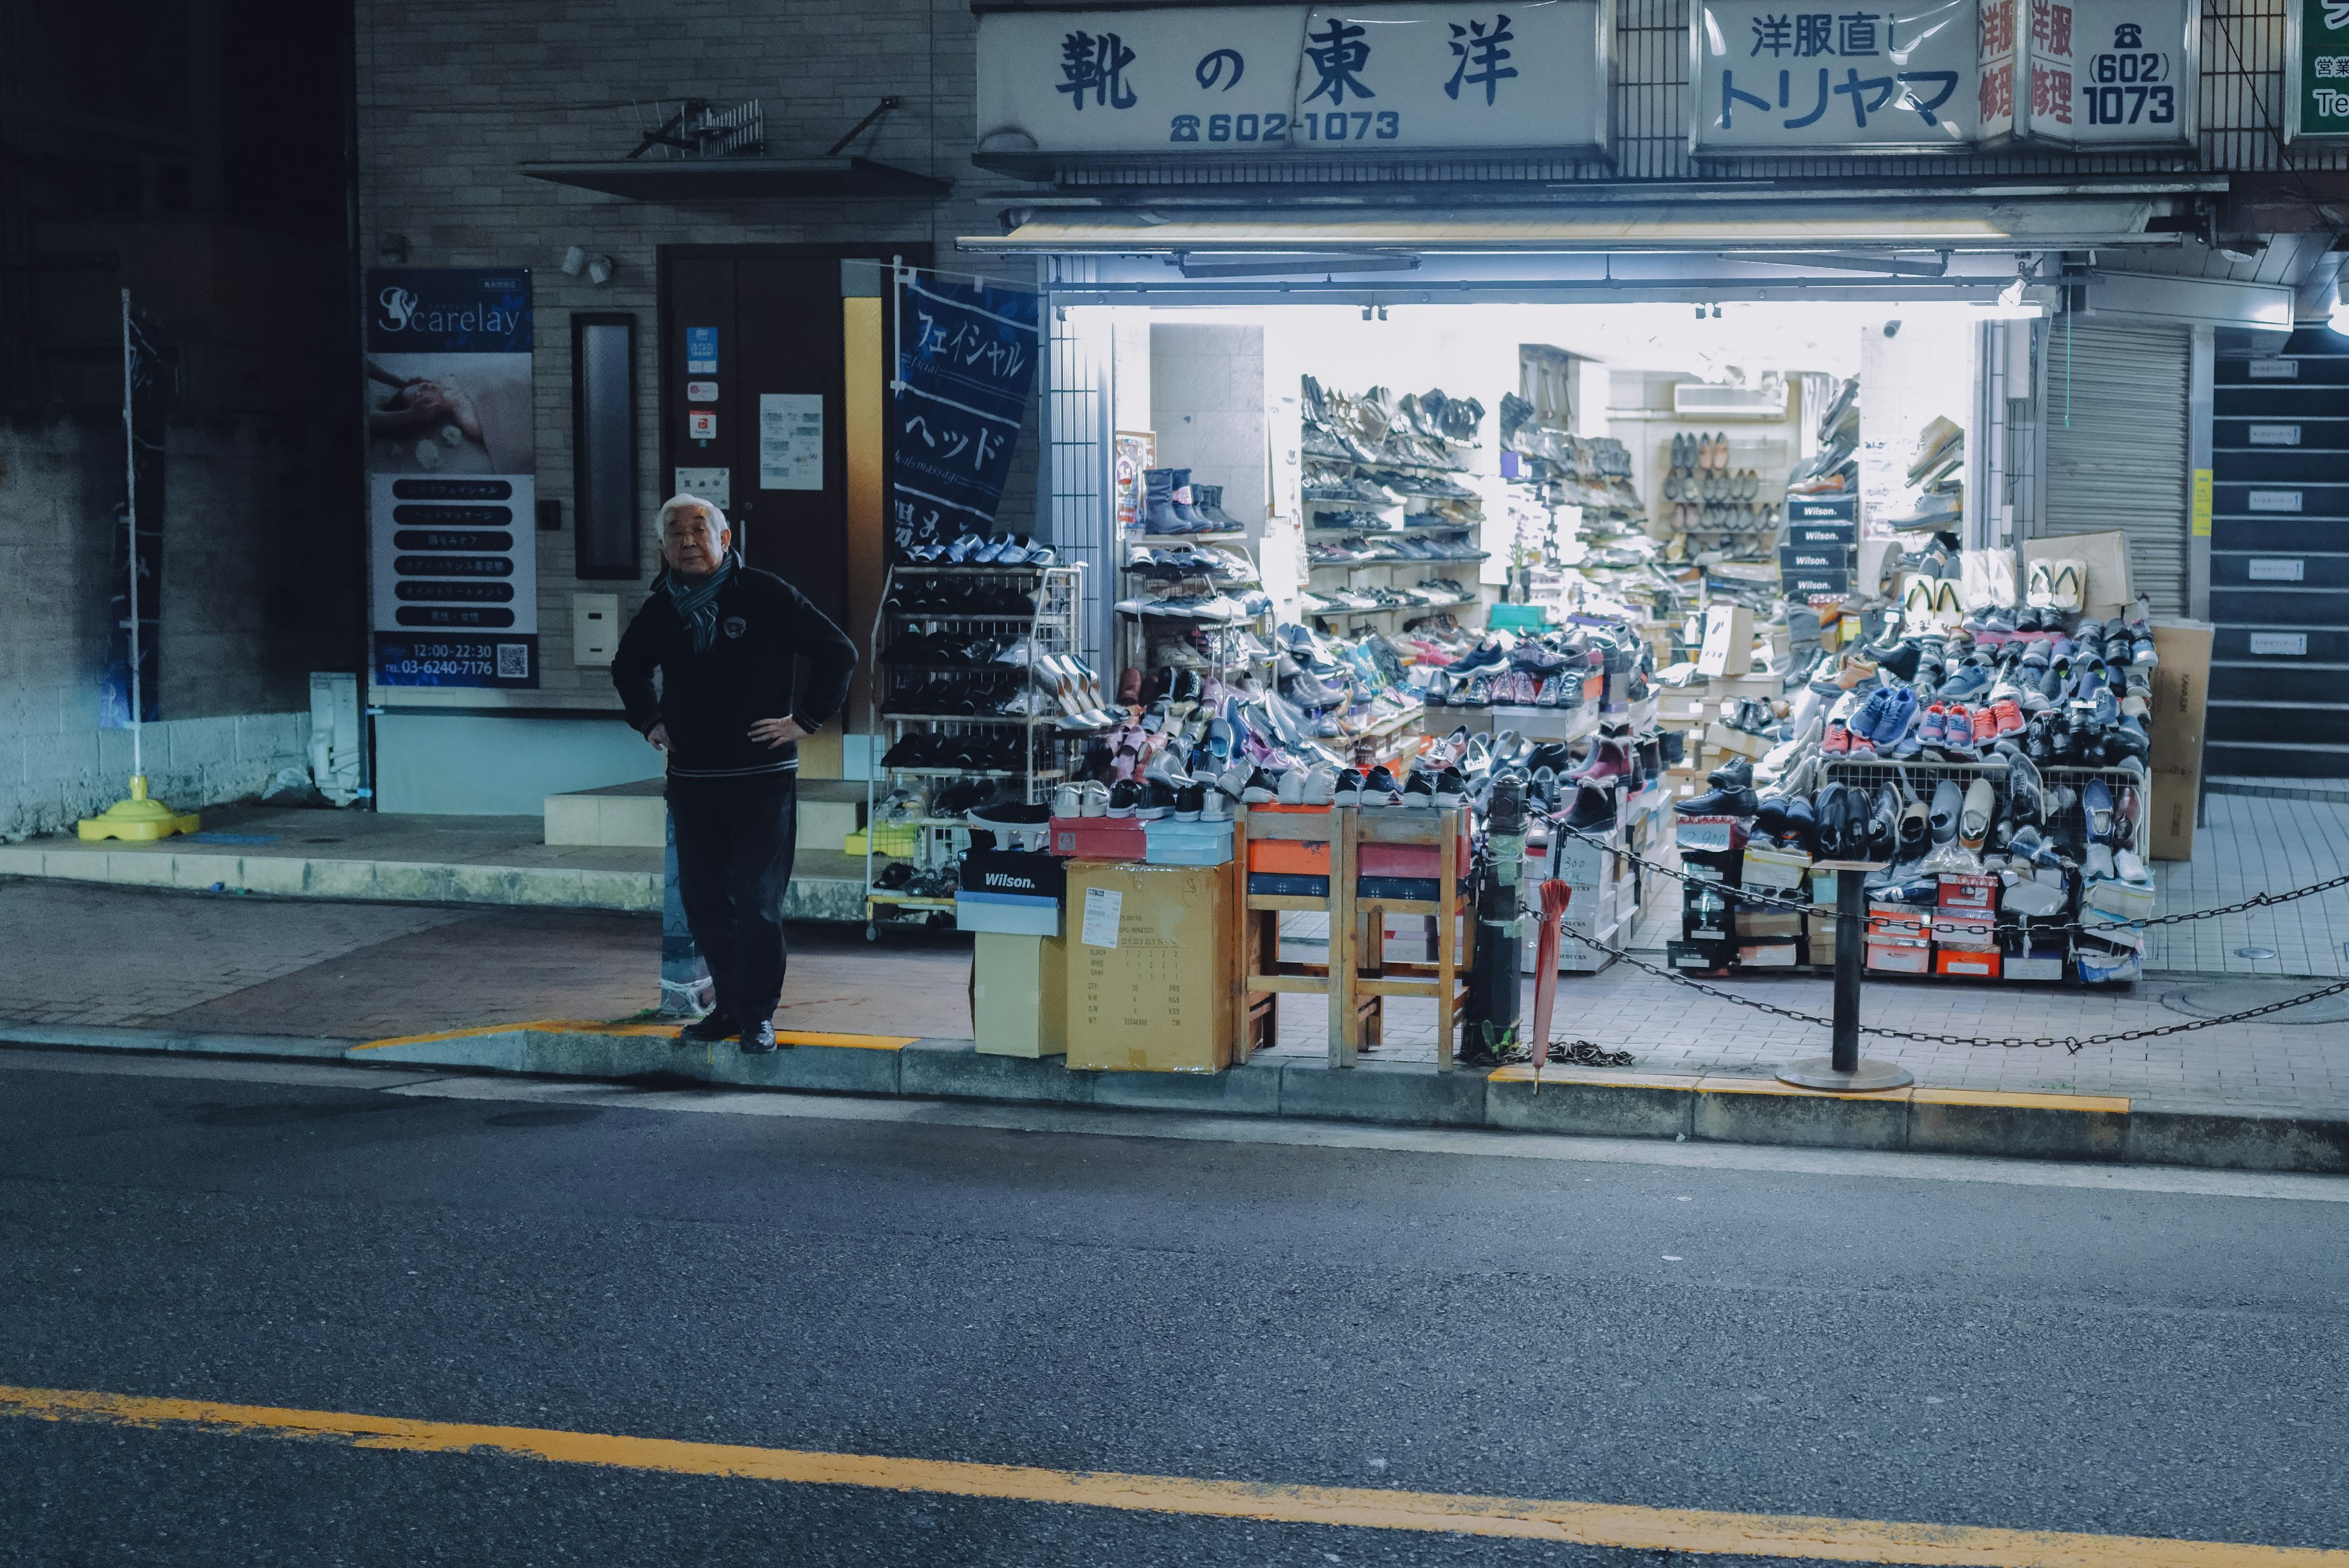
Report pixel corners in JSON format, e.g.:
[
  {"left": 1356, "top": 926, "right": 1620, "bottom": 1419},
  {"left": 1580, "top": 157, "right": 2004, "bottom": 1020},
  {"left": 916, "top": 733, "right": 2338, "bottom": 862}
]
[{"left": 667, "top": 773, "right": 798, "bottom": 1028}]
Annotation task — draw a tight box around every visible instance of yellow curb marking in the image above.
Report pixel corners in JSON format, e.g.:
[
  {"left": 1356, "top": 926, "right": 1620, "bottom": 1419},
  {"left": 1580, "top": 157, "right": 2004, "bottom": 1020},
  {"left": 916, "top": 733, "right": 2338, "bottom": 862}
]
[
  {"left": 1, "top": 1384, "right": 2338, "bottom": 1566},
  {"left": 354, "top": 1019, "right": 918, "bottom": 1052},
  {"left": 1481, "top": 1070, "right": 2133, "bottom": 1117}
]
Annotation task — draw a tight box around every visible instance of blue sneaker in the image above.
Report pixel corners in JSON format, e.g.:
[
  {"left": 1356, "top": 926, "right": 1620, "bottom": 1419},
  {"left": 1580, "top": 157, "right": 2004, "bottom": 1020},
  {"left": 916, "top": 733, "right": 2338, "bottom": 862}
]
[{"left": 1871, "top": 686, "right": 1918, "bottom": 746}]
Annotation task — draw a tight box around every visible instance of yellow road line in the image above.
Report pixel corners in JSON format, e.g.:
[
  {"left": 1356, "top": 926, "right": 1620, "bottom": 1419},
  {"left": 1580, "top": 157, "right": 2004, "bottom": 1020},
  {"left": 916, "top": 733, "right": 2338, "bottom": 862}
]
[{"left": 2, "top": 1384, "right": 2337, "bottom": 1566}]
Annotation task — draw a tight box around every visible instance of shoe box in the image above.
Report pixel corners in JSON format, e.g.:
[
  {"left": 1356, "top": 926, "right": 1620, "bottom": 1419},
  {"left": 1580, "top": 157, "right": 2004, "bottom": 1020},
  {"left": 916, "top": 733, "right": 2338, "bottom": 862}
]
[
  {"left": 971, "top": 931, "right": 1068, "bottom": 1057},
  {"left": 1865, "top": 937, "right": 1932, "bottom": 974},
  {"left": 1064, "top": 860, "right": 1237, "bottom": 1072},
  {"left": 1738, "top": 936, "right": 1801, "bottom": 968},
  {"left": 1867, "top": 897, "right": 1932, "bottom": 942},
  {"left": 1933, "top": 873, "right": 2000, "bottom": 951},
  {"left": 1779, "top": 543, "right": 1856, "bottom": 578},
  {"left": 1052, "top": 815, "right": 1146, "bottom": 860},
  {"left": 1781, "top": 566, "right": 1854, "bottom": 599},
  {"left": 1704, "top": 721, "right": 1774, "bottom": 760},
  {"left": 2146, "top": 618, "right": 2212, "bottom": 861},
  {"left": 2074, "top": 938, "right": 2143, "bottom": 985},
  {"left": 1786, "top": 495, "right": 1857, "bottom": 526},
  {"left": 1740, "top": 843, "right": 1810, "bottom": 893},
  {"left": 1934, "top": 947, "right": 2003, "bottom": 979},
  {"left": 1145, "top": 818, "right": 1235, "bottom": 866},
  {"left": 957, "top": 850, "right": 1067, "bottom": 937},
  {"left": 1249, "top": 871, "right": 1330, "bottom": 897}
]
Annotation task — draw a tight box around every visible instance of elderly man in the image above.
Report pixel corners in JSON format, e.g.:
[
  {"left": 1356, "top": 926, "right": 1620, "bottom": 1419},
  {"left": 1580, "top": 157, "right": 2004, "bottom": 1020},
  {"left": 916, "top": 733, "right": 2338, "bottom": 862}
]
[{"left": 614, "top": 496, "right": 857, "bottom": 1052}]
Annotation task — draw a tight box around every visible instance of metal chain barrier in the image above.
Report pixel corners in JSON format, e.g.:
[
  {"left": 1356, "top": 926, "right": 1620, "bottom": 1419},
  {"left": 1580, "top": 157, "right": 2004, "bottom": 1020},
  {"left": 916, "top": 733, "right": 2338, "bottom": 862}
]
[
  {"left": 1545, "top": 817, "right": 2349, "bottom": 941},
  {"left": 1548, "top": 923, "right": 2349, "bottom": 1054}
]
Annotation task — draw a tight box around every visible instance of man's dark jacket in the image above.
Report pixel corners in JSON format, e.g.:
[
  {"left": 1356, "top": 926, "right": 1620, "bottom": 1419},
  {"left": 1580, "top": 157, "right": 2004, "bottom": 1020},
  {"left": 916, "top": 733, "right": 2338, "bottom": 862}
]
[{"left": 612, "top": 559, "right": 858, "bottom": 778}]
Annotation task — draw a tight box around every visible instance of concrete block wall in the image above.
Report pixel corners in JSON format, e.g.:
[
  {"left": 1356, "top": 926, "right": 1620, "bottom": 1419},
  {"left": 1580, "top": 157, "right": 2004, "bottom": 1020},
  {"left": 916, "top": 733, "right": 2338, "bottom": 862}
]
[
  {"left": 1149, "top": 324, "right": 1268, "bottom": 535},
  {"left": 0, "top": 416, "right": 321, "bottom": 840},
  {"left": 355, "top": 0, "right": 1042, "bottom": 710}
]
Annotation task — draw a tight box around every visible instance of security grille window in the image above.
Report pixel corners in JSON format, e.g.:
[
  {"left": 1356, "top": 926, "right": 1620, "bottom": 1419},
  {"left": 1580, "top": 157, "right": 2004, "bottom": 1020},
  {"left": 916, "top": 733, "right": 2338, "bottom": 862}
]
[
  {"left": 2043, "top": 318, "right": 2191, "bottom": 614},
  {"left": 573, "top": 314, "right": 639, "bottom": 579}
]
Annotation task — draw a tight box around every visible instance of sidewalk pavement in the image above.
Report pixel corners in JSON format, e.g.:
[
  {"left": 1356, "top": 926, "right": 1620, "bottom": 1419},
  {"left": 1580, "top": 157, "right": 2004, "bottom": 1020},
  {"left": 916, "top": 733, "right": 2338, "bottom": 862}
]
[
  {"left": 1, "top": 792, "right": 2343, "bottom": 977},
  {"left": 6, "top": 877, "right": 2345, "bottom": 1124}
]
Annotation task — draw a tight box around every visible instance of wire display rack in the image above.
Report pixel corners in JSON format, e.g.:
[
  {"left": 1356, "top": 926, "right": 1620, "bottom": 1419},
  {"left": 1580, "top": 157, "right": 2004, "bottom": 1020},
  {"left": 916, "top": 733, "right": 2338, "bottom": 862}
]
[{"left": 862, "top": 562, "right": 1085, "bottom": 935}]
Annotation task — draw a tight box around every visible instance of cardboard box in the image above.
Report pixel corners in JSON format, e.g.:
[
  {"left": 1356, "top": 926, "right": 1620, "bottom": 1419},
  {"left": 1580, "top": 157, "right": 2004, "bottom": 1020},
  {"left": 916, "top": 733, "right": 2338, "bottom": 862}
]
[
  {"left": 1807, "top": 927, "right": 1839, "bottom": 965},
  {"left": 1935, "top": 947, "right": 2003, "bottom": 979},
  {"left": 972, "top": 932, "right": 1067, "bottom": 1057},
  {"left": 2147, "top": 618, "right": 2212, "bottom": 862},
  {"left": 1741, "top": 844, "right": 1811, "bottom": 891},
  {"left": 1065, "top": 860, "right": 1236, "bottom": 1072},
  {"left": 1783, "top": 570, "right": 1854, "bottom": 598},
  {"left": 2023, "top": 531, "right": 2132, "bottom": 620},
  {"left": 956, "top": 892, "right": 1061, "bottom": 937},
  {"left": 1738, "top": 937, "right": 1801, "bottom": 967},
  {"left": 1247, "top": 837, "right": 1330, "bottom": 876},
  {"left": 1787, "top": 495, "right": 1857, "bottom": 522},
  {"left": 1737, "top": 908, "right": 1805, "bottom": 938},
  {"left": 2004, "top": 954, "right": 2067, "bottom": 982},
  {"left": 1052, "top": 816, "right": 1146, "bottom": 860},
  {"left": 1248, "top": 872, "right": 1329, "bottom": 898},
  {"left": 1866, "top": 938, "right": 1932, "bottom": 973},
  {"left": 1937, "top": 872, "right": 1999, "bottom": 912},
  {"left": 1780, "top": 544, "right": 1856, "bottom": 575},
  {"left": 1359, "top": 875, "right": 1441, "bottom": 902},
  {"left": 961, "top": 850, "right": 1067, "bottom": 901},
  {"left": 1931, "top": 911, "right": 1999, "bottom": 950},
  {"left": 1145, "top": 818, "right": 1235, "bottom": 866},
  {"left": 1705, "top": 721, "right": 1773, "bottom": 760},
  {"left": 1789, "top": 519, "right": 1859, "bottom": 548},
  {"left": 1697, "top": 604, "right": 1756, "bottom": 677}
]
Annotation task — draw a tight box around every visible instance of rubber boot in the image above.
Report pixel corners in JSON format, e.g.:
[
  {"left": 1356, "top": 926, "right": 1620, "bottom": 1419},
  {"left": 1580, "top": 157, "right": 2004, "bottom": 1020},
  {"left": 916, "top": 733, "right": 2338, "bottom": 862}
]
[{"left": 1143, "top": 468, "right": 1186, "bottom": 535}]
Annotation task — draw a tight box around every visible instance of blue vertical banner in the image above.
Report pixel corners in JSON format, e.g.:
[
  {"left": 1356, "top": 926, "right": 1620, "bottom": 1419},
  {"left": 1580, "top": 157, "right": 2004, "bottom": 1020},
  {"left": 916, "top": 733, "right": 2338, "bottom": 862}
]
[
  {"left": 364, "top": 268, "right": 539, "bottom": 688},
  {"left": 890, "top": 273, "right": 1040, "bottom": 556}
]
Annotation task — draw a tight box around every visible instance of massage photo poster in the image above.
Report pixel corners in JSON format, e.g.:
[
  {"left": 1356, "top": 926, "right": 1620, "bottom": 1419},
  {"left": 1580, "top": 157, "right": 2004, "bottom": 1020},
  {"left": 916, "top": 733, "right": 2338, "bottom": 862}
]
[{"left": 365, "top": 268, "right": 540, "bottom": 688}]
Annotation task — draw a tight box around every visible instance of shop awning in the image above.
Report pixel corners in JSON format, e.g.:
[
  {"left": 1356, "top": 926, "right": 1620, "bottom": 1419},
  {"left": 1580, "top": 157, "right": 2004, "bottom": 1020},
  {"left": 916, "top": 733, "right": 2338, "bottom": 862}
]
[{"left": 961, "top": 199, "right": 2172, "bottom": 256}]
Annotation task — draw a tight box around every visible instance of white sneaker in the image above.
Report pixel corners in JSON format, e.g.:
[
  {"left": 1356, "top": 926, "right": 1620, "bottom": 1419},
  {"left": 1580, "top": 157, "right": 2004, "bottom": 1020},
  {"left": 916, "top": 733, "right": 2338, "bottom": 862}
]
[
  {"left": 1277, "top": 768, "right": 1306, "bottom": 805},
  {"left": 2114, "top": 847, "right": 2150, "bottom": 886},
  {"left": 1078, "top": 781, "right": 1110, "bottom": 819},
  {"left": 1053, "top": 783, "right": 1080, "bottom": 818},
  {"left": 2085, "top": 842, "right": 2117, "bottom": 882},
  {"left": 1302, "top": 766, "right": 1338, "bottom": 806}
]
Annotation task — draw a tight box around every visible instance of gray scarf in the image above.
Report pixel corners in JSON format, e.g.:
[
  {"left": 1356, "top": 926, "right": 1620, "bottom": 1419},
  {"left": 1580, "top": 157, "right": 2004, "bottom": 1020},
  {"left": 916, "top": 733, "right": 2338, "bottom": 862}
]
[{"left": 665, "top": 552, "right": 735, "bottom": 653}]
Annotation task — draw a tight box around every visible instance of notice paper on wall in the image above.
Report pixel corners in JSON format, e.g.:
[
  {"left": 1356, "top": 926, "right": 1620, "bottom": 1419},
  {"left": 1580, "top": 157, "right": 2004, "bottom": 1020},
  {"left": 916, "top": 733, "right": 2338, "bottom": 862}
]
[
  {"left": 759, "top": 393, "right": 823, "bottom": 490},
  {"left": 1081, "top": 886, "right": 1124, "bottom": 948}
]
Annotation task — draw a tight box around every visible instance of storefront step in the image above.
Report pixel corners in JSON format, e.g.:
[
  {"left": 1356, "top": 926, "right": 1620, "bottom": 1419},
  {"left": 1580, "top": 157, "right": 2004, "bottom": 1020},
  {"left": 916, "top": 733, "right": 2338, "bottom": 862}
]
[
  {"left": 0, "top": 806, "right": 867, "bottom": 920},
  {"left": 13, "top": 1017, "right": 2314, "bottom": 1175}
]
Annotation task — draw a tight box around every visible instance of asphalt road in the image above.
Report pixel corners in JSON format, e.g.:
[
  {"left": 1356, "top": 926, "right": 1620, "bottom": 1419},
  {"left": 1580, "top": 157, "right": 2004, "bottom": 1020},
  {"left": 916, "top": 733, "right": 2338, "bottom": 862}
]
[{"left": 3, "top": 1047, "right": 2346, "bottom": 1567}]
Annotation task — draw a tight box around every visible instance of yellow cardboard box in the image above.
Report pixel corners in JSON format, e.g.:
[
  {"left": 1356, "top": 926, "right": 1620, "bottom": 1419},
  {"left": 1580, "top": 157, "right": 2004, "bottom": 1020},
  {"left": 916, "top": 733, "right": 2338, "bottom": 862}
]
[
  {"left": 972, "top": 931, "right": 1068, "bottom": 1058},
  {"left": 1064, "top": 860, "right": 1236, "bottom": 1072}
]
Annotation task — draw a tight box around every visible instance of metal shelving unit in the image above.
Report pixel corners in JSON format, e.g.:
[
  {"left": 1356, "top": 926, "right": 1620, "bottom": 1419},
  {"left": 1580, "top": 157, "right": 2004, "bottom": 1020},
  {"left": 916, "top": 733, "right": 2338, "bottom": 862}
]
[{"left": 862, "top": 560, "right": 1085, "bottom": 937}]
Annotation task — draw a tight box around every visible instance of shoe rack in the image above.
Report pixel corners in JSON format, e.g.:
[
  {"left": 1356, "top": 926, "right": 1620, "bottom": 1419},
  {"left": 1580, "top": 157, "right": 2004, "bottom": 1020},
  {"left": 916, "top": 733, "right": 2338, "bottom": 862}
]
[
  {"left": 1299, "top": 377, "right": 1491, "bottom": 636},
  {"left": 1115, "top": 537, "right": 1277, "bottom": 699},
  {"left": 863, "top": 560, "right": 1087, "bottom": 931}
]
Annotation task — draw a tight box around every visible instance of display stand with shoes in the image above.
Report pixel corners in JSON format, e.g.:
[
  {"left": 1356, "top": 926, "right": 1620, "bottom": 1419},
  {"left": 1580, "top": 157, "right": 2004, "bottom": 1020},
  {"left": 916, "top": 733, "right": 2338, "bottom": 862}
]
[{"left": 863, "top": 553, "right": 1089, "bottom": 935}]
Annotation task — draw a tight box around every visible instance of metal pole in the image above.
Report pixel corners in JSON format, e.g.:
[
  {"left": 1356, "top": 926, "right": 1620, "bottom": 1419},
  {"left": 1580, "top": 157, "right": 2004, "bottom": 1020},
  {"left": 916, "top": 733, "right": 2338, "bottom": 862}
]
[
  {"left": 1831, "top": 864, "right": 1863, "bottom": 1074},
  {"left": 121, "top": 288, "right": 143, "bottom": 778}
]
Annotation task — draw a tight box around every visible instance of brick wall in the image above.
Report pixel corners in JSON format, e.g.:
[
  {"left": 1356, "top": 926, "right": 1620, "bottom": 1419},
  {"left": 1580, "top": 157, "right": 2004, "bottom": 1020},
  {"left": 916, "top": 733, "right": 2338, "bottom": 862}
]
[
  {"left": 0, "top": 415, "right": 322, "bottom": 839},
  {"left": 355, "top": 0, "right": 1042, "bottom": 709}
]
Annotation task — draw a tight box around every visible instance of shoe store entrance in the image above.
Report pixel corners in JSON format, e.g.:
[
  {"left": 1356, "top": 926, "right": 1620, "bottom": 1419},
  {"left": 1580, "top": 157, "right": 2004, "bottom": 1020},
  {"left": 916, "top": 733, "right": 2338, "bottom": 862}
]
[{"left": 937, "top": 223, "right": 2240, "bottom": 1015}]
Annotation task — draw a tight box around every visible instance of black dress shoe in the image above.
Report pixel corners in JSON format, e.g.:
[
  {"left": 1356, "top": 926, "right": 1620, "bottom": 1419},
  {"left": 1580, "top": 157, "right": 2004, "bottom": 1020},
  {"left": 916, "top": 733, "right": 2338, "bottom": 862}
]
[
  {"left": 1564, "top": 779, "right": 1619, "bottom": 833},
  {"left": 740, "top": 1020, "right": 787, "bottom": 1053},
  {"left": 1707, "top": 756, "right": 1754, "bottom": 792},
  {"left": 681, "top": 1012, "right": 738, "bottom": 1044},
  {"left": 1674, "top": 781, "right": 1759, "bottom": 817}
]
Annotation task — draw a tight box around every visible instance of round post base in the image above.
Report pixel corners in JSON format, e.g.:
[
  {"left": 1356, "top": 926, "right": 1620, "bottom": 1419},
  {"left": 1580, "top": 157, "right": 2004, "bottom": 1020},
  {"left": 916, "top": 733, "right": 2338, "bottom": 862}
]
[{"left": 1777, "top": 1058, "right": 1915, "bottom": 1093}]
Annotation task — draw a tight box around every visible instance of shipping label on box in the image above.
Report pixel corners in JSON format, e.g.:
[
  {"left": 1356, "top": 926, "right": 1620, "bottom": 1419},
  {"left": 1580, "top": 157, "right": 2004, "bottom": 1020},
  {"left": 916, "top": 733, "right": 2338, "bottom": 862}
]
[{"left": 1935, "top": 948, "right": 2002, "bottom": 979}]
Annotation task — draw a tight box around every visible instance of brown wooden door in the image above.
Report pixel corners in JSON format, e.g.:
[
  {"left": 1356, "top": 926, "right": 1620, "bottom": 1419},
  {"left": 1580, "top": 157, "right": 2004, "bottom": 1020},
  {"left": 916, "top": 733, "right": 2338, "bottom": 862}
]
[{"left": 658, "top": 245, "right": 924, "bottom": 626}]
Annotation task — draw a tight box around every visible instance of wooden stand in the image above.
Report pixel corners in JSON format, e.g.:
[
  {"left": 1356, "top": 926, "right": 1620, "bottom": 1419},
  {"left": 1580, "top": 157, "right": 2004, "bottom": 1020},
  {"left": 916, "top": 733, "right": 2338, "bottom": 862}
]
[{"left": 1233, "top": 804, "right": 1474, "bottom": 1071}]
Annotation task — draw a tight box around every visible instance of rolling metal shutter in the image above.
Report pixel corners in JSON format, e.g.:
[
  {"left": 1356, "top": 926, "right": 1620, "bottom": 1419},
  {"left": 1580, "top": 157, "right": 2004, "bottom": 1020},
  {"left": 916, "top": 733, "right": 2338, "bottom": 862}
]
[
  {"left": 2041, "top": 319, "right": 2190, "bottom": 615},
  {"left": 2206, "top": 327, "right": 2349, "bottom": 782}
]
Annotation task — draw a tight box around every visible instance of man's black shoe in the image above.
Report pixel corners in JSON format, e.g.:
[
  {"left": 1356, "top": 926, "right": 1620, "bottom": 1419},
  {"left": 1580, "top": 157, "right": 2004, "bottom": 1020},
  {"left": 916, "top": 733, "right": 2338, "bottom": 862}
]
[
  {"left": 681, "top": 1013, "right": 738, "bottom": 1044},
  {"left": 740, "top": 1020, "right": 787, "bottom": 1053},
  {"left": 1706, "top": 756, "right": 1754, "bottom": 792},
  {"left": 1674, "top": 782, "right": 1758, "bottom": 818}
]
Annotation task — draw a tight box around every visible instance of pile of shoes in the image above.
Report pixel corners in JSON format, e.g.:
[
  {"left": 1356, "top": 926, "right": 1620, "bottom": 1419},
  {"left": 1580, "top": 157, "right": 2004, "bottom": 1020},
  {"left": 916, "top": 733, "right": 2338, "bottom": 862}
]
[
  {"left": 1785, "top": 376, "right": 1858, "bottom": 498},
  {"left": 1420, "top": 622, "right": 1652, "bottom": 711},
  {"left": 900, "top": 532, "right": 1056, "bottom": 566},
  {"left": 1886, "top": 415, "right": 1964, "bottom": 529},
  {"left": 881, "top": 639, "right": 1120, "bottom": 734}
]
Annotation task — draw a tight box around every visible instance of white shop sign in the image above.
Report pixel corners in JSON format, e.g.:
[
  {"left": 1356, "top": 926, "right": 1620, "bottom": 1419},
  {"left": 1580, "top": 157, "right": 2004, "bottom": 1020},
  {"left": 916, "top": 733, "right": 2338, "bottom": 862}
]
[
  {"left": 2249, "top": 632, "right": 2309, "bottom": 655},
  {"left": 2248, "top": 490, "right": 2304, "bottom": 511},
  {"left": 2247, "top": 424, "right": 2302, "bottom": 444},
  {"left": 2247, "top": 558, "right": 2307, "bottom": 581},
  {"left": 974, "top": 1, "right": 1611, "bottom": 158},
  {"left": 1695, "top": 0, "right": 2194, "bottom": 150}
]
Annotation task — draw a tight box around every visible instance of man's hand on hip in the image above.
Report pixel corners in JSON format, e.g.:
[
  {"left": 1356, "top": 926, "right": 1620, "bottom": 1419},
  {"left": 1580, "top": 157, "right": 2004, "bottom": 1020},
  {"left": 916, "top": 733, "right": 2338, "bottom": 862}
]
[{"left": 749, "top": 717, "right": 809, "bottom": 749}]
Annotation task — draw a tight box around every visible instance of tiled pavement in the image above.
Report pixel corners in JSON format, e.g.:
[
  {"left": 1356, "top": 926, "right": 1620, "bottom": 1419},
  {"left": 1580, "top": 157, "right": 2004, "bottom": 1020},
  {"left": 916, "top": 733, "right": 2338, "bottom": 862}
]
[{"left": 7, "top": 794, "right": 2349, "bottom": 1115}]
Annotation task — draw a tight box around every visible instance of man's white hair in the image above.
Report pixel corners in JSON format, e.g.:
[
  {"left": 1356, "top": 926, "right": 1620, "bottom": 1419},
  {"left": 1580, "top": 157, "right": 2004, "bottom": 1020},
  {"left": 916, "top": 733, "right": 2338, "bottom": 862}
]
[{"left": 658, "top": 494, "right": 729, "bottom": 539}]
